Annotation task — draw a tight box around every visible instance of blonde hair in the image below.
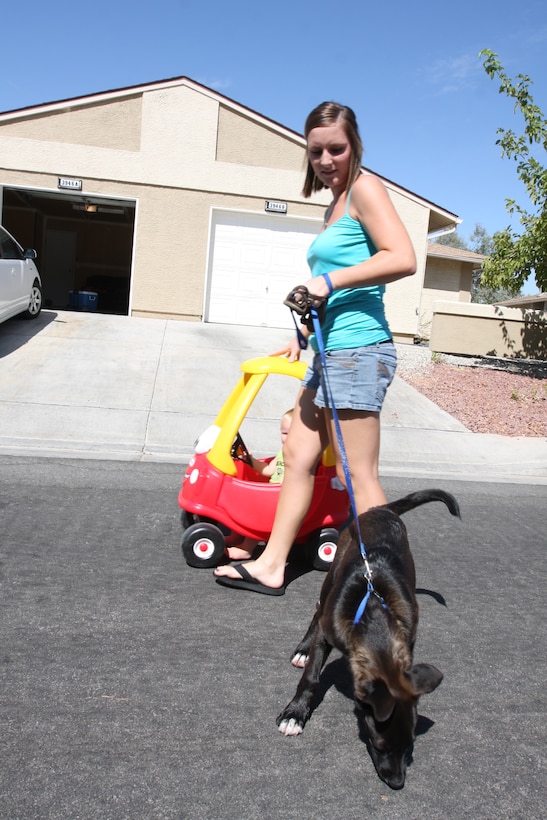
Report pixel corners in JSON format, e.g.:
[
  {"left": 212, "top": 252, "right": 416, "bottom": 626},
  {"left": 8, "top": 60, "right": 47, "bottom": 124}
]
[{"left": 302, "top": 101, "right": 364, "bottom": 198}]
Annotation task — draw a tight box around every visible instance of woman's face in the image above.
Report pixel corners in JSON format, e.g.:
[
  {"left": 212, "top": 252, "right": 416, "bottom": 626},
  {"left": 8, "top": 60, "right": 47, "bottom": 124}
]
[{"left": 307, "top": 122, "right": 352, "bottom": 191}]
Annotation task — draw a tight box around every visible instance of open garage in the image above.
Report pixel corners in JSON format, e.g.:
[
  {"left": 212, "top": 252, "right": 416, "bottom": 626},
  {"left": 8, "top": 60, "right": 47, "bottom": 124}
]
[{"left": 2, "top": 187, "right": 135, "bottom": 314}]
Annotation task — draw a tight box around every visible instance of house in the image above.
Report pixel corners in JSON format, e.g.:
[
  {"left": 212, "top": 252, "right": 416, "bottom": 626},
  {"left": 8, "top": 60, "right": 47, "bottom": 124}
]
[
  {"left": 418, "top": 243, "right": 485, "bottom": 340},
  {"left": 0, "top": 76, "right": 461, "bottom": 341}
]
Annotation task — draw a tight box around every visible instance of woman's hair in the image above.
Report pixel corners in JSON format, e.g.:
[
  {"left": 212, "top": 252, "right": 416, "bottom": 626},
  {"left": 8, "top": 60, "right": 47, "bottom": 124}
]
[{"left": 302, "top": 102, "right": 363, "bottom": 198}]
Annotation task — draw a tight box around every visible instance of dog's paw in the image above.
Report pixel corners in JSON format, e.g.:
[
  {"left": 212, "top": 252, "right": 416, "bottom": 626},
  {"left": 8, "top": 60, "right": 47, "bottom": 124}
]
[
  {"left": 291, "top": 652, "right": 309, "bottom": 668},
  {"left": 277, "top": 717, "right": 304, "bottom": 736}
]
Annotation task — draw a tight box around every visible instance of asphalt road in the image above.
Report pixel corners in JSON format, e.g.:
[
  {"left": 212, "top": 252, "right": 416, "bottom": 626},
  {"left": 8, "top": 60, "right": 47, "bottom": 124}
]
[{"left": 1, "top": 456, "right": 545, "bottom": 819}]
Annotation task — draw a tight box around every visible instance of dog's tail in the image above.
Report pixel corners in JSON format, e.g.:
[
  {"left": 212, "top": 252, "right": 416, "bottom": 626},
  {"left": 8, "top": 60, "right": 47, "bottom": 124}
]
[{"left": 386, "top": 489, "right": 461, "bottom": 520}]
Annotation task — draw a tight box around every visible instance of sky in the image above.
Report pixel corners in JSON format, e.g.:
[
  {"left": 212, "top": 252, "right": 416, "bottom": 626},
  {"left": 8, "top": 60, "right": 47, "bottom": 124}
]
[{"left": 3, "top": 0, "right": 546, "bottom": 293}]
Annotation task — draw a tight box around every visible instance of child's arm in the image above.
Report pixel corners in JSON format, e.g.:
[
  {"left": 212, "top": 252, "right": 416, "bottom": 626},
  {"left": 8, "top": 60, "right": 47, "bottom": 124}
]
[{"left": 249, "top": 455, "right": 276, "bottom": 478}]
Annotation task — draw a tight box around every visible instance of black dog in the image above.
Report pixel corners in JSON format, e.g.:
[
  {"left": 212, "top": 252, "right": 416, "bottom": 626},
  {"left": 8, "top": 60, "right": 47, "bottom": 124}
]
[{"left": 277, "top": 489, "right": 460, "bottom": 789}]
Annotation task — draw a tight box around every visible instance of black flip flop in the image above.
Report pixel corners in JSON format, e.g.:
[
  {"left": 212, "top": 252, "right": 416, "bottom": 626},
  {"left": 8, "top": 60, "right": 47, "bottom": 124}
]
[{"left": 214, "top": 563, "right": 285, "bottom": 596}]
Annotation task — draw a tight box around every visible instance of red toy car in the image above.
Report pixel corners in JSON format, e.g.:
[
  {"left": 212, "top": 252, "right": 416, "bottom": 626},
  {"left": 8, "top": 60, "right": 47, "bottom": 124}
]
[{"left": 178, "top": 356, "right": 349, "bottom": 570}]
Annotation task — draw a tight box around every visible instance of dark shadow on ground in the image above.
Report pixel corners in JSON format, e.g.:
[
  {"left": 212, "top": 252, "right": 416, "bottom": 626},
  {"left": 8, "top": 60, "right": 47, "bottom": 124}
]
[{"left": 0, "top": 310, "right": 58, "bottom": 358}]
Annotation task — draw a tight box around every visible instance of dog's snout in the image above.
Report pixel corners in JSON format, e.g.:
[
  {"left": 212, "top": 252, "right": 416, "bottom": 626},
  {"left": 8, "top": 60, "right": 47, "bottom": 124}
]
[
  {"left": 383, "top": 770, "right": 406, "bottom": 790},
  {"left": 374, "top": 751, "right": 407, "bottom": 790}
]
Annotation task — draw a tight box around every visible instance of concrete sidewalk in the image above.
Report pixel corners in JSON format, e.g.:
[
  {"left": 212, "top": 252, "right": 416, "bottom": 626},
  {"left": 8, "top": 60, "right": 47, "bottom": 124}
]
[{"left": 0, "top": 310, "right": 545, "bottom": 484}]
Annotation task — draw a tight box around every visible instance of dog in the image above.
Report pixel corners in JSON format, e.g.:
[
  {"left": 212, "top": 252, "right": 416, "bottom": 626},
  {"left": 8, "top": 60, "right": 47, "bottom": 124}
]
[{"left": 276, "top": 489, "right": 460, "bottom": 789}]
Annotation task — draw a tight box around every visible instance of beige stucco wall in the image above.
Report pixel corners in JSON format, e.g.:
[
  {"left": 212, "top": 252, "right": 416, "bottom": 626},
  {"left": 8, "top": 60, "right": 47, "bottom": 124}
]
[
  {"left": 216, "top": 106, "right": 306, "bottom": 172},
  {"left": 417, "top": 257, "right": 474, "bottom": 340},
  {"left": 0, "top": 96, "right": 143, "bottom": 151},
  {"left": 430, "top": 300, "right": 546, "bottom": 360},
  {"left": 383, "top": 190, "right": 429, "bottom": 341}
]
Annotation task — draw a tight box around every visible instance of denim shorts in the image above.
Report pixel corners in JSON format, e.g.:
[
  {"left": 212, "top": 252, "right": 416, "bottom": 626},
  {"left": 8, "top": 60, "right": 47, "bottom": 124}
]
[{"left": 302, "top": 342, "right": 397, "bottom": 412}]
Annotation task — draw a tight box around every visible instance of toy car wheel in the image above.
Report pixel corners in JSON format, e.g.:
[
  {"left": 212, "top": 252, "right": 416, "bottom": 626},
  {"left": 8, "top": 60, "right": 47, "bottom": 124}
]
[
  {"left": 305, "top": 527, "right": 338, "bottom": 571},
  {"left": 182, "top": 522, "right": 226, "bottom": 568},
  {"left": 181, "top": 511, "right": 231, "bottom": 536},
  {"left": 198, "top": 517, "right": 231, "bottom": 537}
]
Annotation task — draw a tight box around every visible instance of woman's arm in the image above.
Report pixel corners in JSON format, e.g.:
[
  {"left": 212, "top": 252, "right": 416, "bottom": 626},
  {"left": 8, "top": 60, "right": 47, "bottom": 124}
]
[{"left": 305, "top": 174, "right": 417, "bottom": 300}]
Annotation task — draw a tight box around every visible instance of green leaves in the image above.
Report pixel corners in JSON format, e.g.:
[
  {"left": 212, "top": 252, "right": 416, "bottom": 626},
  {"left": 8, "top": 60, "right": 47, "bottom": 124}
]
[{"left": 478, "top": 50, "right": 546, "bottom": 293}]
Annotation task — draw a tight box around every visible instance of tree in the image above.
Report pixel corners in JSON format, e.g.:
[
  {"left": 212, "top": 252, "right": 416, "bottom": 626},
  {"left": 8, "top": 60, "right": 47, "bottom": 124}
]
[
  {"left": 472, "top": 283, "right": 516, "bottom": 305},
  {"left": 469, "top": 223, "right": 494, "bottom": 256},
  {"left": 435, "top": 223, "right": 493, "bottom": 255},
  {"left": 468, "top": 224, "right": 498, "bottom": 300},
  {"left": 435, "top": 230, "right": 469, "bottom": 250},
  {"left": 479, "top": 50, "right": 547, "bottom": 294}
]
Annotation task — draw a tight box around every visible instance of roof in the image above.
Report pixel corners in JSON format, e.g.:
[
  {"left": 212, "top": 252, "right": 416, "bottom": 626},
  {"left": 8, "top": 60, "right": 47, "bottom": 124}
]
[
  {"left": 427, "top": 242, "right": 485, "bottom": 267},
  {"left": 496, "top": 293, "right": 547, "bottom": 308},
  {"left": 0, "top": 76, "right": 460, "bottom": 233}
]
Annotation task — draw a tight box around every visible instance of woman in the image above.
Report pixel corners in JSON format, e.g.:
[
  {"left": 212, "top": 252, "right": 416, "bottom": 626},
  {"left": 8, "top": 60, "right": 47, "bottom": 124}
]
[{"left": 214, "top": 101, "right": 416, "bottom": 595}]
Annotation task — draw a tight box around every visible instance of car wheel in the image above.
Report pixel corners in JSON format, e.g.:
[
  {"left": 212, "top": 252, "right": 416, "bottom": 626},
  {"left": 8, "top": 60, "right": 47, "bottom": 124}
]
[
  {"left": 181, "top": 522, "right": 226, "bottom": 568},
  {"left": 22, "top": 279, "right": 42, "bottom": 320},
  {"left": 305, "top": 527, "right": 338, "bottom": 571}
]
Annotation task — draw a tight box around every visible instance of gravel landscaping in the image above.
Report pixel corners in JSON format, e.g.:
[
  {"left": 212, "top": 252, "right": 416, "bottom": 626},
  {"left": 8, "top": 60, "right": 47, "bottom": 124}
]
[{"left": 395, "top": 344, "right": 546, "bottom": 437}]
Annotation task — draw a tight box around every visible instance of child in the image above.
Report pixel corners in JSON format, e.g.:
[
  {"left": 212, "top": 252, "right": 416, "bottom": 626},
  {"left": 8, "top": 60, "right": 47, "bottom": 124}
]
[{"left": 226, "top": 409, "right": 293, "bottom": 561}]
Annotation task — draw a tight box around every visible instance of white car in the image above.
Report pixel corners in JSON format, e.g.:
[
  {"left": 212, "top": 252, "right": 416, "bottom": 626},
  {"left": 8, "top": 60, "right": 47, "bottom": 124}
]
[{"left": 0, "top": 225, "right": 43, "bottom": 324}]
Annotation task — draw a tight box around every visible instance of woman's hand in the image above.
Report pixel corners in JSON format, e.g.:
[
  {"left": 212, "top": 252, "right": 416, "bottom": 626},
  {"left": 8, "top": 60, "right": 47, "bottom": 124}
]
[
  {"left": 271, "top": 335, "right": 304, "bottom": 362},
  {"left": 303, "top": 276, "right": 331, "bottom": 302}
]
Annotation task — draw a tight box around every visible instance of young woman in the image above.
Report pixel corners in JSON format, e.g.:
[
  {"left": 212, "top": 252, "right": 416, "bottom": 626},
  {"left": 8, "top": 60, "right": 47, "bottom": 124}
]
[{"left": 214, "top": 101, "right": 416, "bottom": 595}]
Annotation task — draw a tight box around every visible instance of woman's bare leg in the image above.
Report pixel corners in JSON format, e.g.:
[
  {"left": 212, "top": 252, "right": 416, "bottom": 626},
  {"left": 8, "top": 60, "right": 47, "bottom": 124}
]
[
  {"left": 326, "top": 409, "right": 387, "bottom": 513},
  {"left": 214, "top": 387, "right": 327, "bottom": 588}
]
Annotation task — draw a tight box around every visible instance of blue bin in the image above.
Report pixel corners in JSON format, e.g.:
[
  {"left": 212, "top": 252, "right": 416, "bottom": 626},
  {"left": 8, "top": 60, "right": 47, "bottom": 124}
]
[
  {"left": 69, "top": 291, "right": 98, "bottom": 312},
  {"left": 79, "top": 291, "right": 98, "bottom": 312}
]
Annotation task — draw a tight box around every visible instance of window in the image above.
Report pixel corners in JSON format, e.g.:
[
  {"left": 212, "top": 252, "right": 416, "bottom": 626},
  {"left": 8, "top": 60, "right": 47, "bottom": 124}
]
[{"left": 0, "top": 227, "right": 24, "bottom": 260}]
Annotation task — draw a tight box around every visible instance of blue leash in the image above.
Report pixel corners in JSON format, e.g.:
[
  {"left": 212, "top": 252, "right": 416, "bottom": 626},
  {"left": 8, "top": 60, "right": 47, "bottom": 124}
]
[{"left": 305, "top": 303, "right": 387, "bottom": 625}]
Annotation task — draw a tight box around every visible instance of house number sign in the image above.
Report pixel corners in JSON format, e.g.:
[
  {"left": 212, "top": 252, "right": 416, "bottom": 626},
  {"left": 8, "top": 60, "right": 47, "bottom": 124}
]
[
  {"left": 58, "top": 177, "right": 82, "bottom": 191},
  {"left": 265, "top": 200, "right": 287, "bottom": 214}
]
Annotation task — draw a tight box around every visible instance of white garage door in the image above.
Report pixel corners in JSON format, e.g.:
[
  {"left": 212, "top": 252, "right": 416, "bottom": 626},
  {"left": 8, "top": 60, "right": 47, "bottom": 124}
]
[{"left": 205, "top": 210, "right": 321, "bottom": 328}]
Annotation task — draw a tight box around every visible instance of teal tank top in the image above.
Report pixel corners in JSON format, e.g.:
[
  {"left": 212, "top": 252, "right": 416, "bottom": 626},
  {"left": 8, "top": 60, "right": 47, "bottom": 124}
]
[{"left": 306, "top": 185, "right": 392, "bottom": 351}]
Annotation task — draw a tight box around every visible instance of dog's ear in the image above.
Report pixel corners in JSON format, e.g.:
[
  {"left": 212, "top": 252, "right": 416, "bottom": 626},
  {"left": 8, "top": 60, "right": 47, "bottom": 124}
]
[
  {"left": 405, "top": 663, "right": 443, "bottom": 695},
  {"left": 360, "top": 680, "right": 396, "bottom": 723}
]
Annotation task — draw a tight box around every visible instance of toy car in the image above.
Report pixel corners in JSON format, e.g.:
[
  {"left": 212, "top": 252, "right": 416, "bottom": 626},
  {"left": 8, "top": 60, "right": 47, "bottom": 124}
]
[{"left": 178, "top": 356, "right": 349, "bottom": 571}]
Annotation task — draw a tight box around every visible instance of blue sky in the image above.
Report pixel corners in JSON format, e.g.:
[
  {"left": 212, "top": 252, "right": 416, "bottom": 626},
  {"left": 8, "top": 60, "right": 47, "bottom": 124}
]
[{"left": 4, "top": 0, "right": 546, "bottom": 293}]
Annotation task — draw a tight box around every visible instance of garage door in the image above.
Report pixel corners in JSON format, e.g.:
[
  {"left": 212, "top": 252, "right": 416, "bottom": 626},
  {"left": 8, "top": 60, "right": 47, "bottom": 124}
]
[{"left": 205, "top": 210, "right": 321, "bottom": 328}]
